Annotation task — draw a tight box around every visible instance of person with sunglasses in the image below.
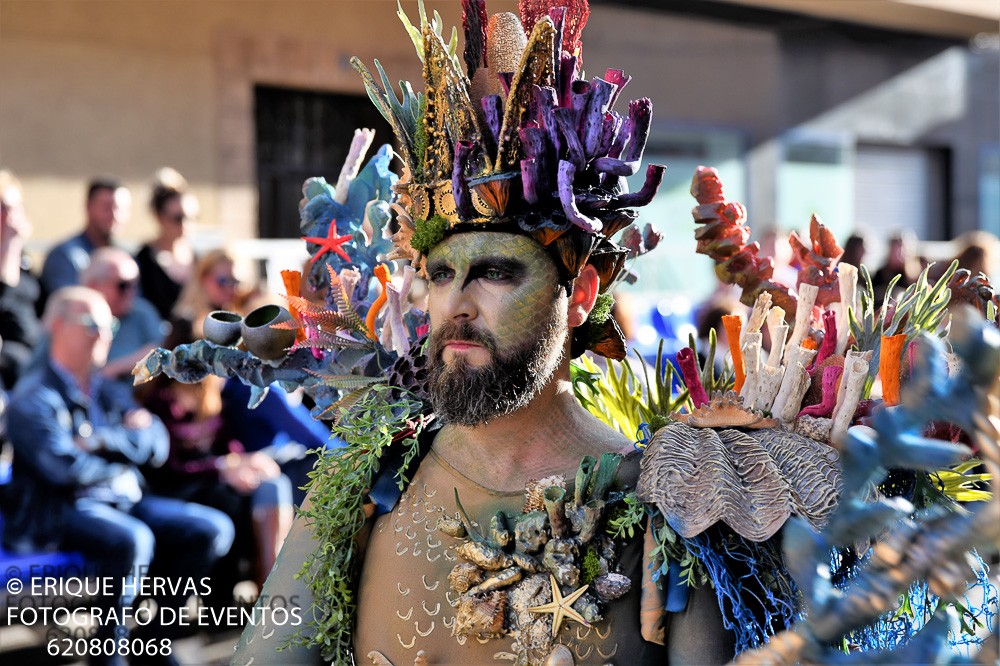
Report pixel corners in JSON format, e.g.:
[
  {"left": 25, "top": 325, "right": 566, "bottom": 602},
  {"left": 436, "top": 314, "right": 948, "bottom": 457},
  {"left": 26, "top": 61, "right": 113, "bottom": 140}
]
[
  {"left": 81, "top": 247, "right": 167, "bottom": 392},
  {"left": 4, "top": 286, "right": 234, "bottom": 666},
  {"left": 134, "top": 168, "right": 198, "bottom": 321}
]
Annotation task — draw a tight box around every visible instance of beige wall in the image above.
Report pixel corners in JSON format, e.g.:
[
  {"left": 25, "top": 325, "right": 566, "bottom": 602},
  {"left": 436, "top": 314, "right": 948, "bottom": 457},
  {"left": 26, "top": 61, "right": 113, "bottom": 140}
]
[{"left": 0, "top": 0, "right": 513, "bottom": 255}]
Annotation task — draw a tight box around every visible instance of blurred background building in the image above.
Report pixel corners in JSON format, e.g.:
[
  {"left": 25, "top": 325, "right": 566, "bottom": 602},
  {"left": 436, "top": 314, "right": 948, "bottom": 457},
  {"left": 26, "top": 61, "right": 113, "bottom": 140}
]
[{"left": 2, "top": 0, "right": 998, "bottom": 309}]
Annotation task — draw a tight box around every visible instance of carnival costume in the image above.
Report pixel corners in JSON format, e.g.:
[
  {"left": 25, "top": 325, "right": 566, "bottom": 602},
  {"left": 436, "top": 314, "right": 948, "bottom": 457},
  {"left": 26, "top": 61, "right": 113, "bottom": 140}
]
[{"left": 133, "top": 1, "right": 1000, "bottom": 664}]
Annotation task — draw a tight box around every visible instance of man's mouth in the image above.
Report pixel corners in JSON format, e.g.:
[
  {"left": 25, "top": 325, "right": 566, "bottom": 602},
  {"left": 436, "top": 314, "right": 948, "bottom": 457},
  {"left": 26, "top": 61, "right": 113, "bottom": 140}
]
[{"left": 444, "top": 340, "right": 484, "bottom": 351}]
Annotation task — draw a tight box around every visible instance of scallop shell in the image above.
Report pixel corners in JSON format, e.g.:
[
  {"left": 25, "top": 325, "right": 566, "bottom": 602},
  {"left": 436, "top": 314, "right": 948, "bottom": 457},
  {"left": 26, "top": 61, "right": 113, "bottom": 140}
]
[{"left": 672, "top": 390, "right": 778, "bottom": 429}]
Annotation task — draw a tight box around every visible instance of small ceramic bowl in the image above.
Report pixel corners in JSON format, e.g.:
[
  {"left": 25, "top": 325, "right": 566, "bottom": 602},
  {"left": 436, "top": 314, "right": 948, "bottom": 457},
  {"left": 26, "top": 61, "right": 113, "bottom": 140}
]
[
  {"left": 203, "top": 310, "right": 243, "bottom": 346},
  {"left": 240, "top": 304, "right": 296, "bottom": 360}
]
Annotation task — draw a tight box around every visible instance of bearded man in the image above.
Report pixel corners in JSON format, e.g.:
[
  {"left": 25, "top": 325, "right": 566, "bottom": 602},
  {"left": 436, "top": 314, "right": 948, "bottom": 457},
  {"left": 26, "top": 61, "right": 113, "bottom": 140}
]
[
  {"left": 230, "top": 218, "right": 733, "bottom": 665},
  {"left": 223, "top": 1, "right": 736, "bottom": 662}
]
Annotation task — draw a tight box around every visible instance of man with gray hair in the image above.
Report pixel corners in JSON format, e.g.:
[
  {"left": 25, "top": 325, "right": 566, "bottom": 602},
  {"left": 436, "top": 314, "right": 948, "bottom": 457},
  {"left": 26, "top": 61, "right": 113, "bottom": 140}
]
[
  {"left": 80, "top": 247, "right": 166, "bottom": 390},
  {"left": 4, "top": 286, "right": 233, "bottom": 666}
]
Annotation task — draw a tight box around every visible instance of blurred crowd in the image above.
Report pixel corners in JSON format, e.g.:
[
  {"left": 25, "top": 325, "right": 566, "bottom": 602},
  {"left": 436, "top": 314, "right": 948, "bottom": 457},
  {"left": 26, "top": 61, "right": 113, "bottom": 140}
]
[
  {"left": 1, "top": 166, "right": 997, "bottom": 664},
  {"left": 0, "top": 169, "right": 339, "bottom": 666}
]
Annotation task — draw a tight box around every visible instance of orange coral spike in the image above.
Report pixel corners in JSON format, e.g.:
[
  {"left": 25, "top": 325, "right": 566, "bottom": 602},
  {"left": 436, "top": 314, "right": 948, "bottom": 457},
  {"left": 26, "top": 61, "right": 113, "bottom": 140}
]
[
  {"left": 365, "top": 264, "right": 391, "bottom": 341},
  {"left": 801, "top": 337, "right": 819, "bottom": 351},
  {"left": 280, "top": 270, "right": 307, "bottom": 344},
  {"left": 880, "top": 333, "right": 907, "bottom": 406},
  {"left": 722, "top": 315, "right": 745, "bottom": 393}
]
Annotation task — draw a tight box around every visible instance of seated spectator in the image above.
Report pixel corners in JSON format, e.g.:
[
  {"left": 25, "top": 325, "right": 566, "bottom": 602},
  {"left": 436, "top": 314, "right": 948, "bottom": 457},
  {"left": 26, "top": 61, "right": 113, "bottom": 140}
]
[
  {"left": 166, "top": 248, "right": 246, "bottom": 347},
  {"left": 140, "top": 372, "right": 293, "bottom": 588},
  {"left": 135, "top": 169, "right": 197, "bottom": 321},
  {"left": 81, "top": 247, "right": 167, "bottom": 391},
  {"left": 38, "top": 176, "right": 131, "bottom": 313},
  {"left": 3, "top": 286, "right": 233, "bottom": 663},
  {"left": 0, "top": 169, "right": 42, "bottom": 389}
]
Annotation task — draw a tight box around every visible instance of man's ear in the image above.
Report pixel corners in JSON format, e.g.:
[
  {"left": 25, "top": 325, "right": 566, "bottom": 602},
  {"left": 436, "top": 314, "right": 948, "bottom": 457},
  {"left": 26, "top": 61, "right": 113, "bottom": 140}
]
[{"left": 567, "top": 264, "right": 599, "bottom": 329}]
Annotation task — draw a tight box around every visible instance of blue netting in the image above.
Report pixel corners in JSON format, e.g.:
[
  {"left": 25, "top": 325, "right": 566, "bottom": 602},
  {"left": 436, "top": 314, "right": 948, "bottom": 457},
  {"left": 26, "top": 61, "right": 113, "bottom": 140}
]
[
  {"left": 683, "top": 528, "right": 800, "bottom": 654},
  {"left": 830, "top": 548, "right": 998, "bottom": 656}
]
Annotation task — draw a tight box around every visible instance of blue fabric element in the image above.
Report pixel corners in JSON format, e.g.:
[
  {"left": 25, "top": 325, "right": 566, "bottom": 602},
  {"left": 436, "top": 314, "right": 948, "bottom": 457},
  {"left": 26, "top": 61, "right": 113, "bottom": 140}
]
[
  {"left": 223, "top": 378, "right": 343, "bottom": 453},
  {"left": 663, "top": 559, "right": 690, "bottom": 612},
  {"left": 683, "top": 529, "right": 800, "bottom": 654}
]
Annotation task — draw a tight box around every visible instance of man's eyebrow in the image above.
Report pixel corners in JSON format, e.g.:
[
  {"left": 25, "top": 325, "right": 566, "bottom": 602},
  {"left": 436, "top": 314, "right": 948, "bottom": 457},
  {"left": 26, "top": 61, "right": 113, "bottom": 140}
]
[
  {"left": 469, "top": 257, "right": 528, "bottom": 275},
  {"left": 425, "top": 258, "right": 450, "bottom": 274}
]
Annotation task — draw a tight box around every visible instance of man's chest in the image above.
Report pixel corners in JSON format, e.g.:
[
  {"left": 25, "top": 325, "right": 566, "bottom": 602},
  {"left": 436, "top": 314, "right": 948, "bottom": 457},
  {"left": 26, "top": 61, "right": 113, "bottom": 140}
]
[{"left": 353, "top": 453, "right": 644, "bottom": 665}]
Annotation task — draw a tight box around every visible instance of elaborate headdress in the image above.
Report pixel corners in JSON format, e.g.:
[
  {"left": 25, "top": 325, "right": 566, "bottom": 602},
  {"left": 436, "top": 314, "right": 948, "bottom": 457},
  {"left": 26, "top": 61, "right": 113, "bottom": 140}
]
[{"left": 351, "top": 0, "right": 665, "bottom": 359}]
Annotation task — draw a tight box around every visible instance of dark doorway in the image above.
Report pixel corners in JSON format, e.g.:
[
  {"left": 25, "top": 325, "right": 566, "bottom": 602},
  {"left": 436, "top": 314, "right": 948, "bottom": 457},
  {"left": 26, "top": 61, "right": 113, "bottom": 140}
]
[{"left": 254, "top": 85, "right": 395, "bottom": 238}]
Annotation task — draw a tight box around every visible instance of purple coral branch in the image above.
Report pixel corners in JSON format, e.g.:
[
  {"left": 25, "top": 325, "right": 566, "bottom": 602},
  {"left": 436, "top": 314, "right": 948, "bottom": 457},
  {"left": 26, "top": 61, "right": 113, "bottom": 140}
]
[
  {"left": 557, "top": 160, "right": 603, "bottom": 232},
  {"left": 606, "top": 164, "right": 665, "bottom": 209},
  {"left": 481, "top": 94, "right": 503, "bottom": 147},
  {"left": 677, "top": 347, "right": 709, "bottom": 408},
  {"left": 452, "top": 141, "right": 475, "bottom": 219},
  {"left": 582, "top": 78, "right": 616, "bottom": 159},
  {"left": 554, "top": 108, "right": 585, "bottom": 169},
  {"left": 558, "top": 56, "right": 577, "bottom": 107},
  {"left": 604, "top": 68, "right": 631, "bottom": 110},
  {"left": 620, "top": 98, "right": 652, "bottom": 166}
]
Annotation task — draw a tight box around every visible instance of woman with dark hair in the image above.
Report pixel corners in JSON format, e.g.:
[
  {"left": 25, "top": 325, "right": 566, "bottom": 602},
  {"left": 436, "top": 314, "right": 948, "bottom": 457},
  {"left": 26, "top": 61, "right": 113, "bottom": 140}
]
[{"left": 134, "top": 168, "right": 197, "bottom": 320}]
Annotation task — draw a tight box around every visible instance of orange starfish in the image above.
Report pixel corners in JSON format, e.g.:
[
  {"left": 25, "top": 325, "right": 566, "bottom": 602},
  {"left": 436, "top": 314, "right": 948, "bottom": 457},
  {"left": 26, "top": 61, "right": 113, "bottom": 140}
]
[{"left": 302, "top": 219, "right": 352, "bottom": 265}]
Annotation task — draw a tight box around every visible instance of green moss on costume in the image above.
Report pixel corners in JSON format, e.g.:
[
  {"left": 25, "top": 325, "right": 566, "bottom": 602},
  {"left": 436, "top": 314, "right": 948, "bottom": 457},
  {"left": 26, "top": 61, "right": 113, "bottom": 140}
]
[{"left": 411, "top": 215, "right": 450, "bottom": 255}]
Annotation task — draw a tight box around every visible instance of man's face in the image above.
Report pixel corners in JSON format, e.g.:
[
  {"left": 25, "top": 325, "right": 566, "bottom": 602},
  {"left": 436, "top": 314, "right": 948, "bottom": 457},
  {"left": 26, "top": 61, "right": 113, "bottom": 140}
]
[
  {"left": 54, "top": 299, "right": 115, "bottom": 369},
  {"left": 86, "top": 187, "right": 131, "bottom": 243},
  {"left": 95, "top": 258, "right": 140, "bottom": 318},
  {"left": 425, "top": 232, "right": 569, "bottom": 425}
]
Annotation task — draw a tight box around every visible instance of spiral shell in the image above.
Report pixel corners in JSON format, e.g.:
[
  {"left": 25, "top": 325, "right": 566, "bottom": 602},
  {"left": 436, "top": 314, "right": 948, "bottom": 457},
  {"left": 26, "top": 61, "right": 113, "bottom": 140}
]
[
  {"left": 453, "top": 590, "right": 507, "bottom": 638},
  {"left": 449, "top": 563, "right": 485, "bottom": 594}
]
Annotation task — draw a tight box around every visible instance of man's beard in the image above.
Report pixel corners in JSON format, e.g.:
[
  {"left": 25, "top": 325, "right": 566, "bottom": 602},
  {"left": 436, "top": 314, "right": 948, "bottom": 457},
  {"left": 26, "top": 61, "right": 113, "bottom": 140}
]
[{"left": 427, "top": 316, "right": 566, "bottom": 427}]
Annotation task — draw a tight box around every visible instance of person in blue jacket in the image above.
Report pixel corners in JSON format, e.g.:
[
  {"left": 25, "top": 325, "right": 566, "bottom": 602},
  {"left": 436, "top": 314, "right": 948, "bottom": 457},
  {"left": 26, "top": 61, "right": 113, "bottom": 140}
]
[{"left": 3, "top": 286, "right": 233, "bottom": 666}]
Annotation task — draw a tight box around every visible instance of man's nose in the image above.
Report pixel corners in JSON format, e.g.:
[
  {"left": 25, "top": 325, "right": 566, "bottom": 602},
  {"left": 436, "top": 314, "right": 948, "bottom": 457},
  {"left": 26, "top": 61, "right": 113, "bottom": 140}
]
[{"left": 440, "top": 278, "right": 477, "bottom": 321}]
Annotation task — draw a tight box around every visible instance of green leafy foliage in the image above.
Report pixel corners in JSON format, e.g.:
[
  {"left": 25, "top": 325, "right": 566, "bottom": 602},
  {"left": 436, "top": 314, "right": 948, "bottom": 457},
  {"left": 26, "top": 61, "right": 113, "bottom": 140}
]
[
  {"left": 286, "top": 386, "right": 426, "bottom": 663},
  {"left": 582, "top": 546, "right": 602, "bottom": 585},
  {"left": 606, "top": 492, "right": 644, "bottom": 540},
  {"left": 571, "top": 341, "right": 689, "bottom": 440},
  {"left": 648, "top": 511, "right": 707, "bottom": 588},
  {"left": 850, "top": 261, "right": 956, "bottom": 398},
  {"left": 687, "top": 328, "right": 736, "bottom": 398}
]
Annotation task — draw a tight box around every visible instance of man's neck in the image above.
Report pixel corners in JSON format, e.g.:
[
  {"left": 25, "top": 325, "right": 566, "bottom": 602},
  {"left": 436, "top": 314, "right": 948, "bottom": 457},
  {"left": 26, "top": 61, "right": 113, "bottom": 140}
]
[
  {"left": 83, "top": 226, "right": 110, "bottom": 248},
  {"left": 432, "top": 375, "right": 625, "bottom": 492},
  {"left": 51, "top": 356, "right": 93, "bottom": 396}
]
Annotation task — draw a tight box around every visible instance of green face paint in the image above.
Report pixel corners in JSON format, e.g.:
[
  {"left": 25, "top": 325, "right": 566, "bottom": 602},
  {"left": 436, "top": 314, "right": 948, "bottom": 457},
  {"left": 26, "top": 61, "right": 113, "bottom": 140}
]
[{"left": 426, "top": 232, "right": 564, "bottom": 357}]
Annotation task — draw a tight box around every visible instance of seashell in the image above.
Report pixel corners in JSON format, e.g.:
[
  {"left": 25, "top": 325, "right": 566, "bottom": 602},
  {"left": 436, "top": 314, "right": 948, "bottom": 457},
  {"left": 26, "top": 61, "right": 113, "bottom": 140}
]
[
  {"left": 452, "top": 590, "right": 507, "bottom": 639},
  {"left": 437, "top": 516, "right": 466, "bottom": 538},
  {"left": 796, "top": 415, "right": 833, "bottom": 442},
  {"left": 449, "top": 563, "right": 484, "bottom": 594},
  {"left": 543, "top": 644, "right": 575, "bottom": 666},
  {"left": 515, "top": 511, "right": 551, "bottom": 553},
  {"left": 524, "top": 475, "right": 567, "bottom": 513},
  {"left": 467, "top": 566, "right": 523, "bottom": 595},
  {"left": 455, "top": 540, "right": 513, "bottom": 571},
  {"left": 542, "top": 538, "right": 580, "bottom": 588},
  {"left": 512, "top": 551, "right": 544, "bottom": 573},
  {"left": 592, "top": 572, "right": 632, "bottom": 601},
  {"left": 672, "top": 390, "right": 778, "bottom": 429},
  {"left": 574, "top": 592, "right": 604, "bottom": 624},
  {"left": 490, "top": 511, "right": 513, "bottom": 549}
]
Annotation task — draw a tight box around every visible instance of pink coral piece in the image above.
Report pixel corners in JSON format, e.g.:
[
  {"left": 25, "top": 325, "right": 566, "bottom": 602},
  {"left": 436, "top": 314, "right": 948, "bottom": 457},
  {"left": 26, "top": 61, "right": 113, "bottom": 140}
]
[
  {"left": 676, "top": 347, "right": 710, "bottom": 408},
  {"left": 798, "top": 365, "right": 843, "bottom": 418},
  {"left": 810, "top": 310, "right": 838, "bottom": 371}
]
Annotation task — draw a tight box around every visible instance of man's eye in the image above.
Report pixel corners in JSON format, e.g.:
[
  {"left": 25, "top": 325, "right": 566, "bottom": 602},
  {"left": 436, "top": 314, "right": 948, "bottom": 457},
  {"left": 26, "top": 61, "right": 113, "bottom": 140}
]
[
  {"left": 429, "top": 269, "right": 453, "bottom": 284},
  {"left": 483, "top": 268, "right": 510, "bottom": 281}
]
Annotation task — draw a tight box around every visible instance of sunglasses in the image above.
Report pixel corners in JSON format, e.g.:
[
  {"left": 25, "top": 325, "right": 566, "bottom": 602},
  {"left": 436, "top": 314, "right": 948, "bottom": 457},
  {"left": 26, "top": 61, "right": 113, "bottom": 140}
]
[
  {"left": 116, "top": 279, "right": 139, "bottom": 294},
  {"left": 213, "top": 276, "right": 240, "bottom": 289},
  {"left": 66, "top": 313, "right": 119, "bottom": 335}
]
